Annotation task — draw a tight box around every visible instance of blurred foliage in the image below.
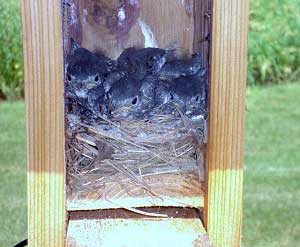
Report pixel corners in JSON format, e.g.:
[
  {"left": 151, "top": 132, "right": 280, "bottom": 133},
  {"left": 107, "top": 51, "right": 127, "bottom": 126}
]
[
  {"left": 248, "top": 0, "right": 300, "bottom": 85},
  {"left": 0, "top": 0, "right": 23, "bottom": 100},
  {"left": 0, "top": 0, "right": 299, "bottom": 99}
]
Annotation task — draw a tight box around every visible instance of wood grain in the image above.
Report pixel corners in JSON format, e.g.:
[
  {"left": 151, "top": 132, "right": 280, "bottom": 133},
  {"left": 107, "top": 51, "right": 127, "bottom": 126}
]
[
  {"left": 204, "top": 0, "right": 249, "bottom": 246},
  {"left": 138, "top": 0, "right": 194, "bottom": 51},
  {"left": 64, "top": 0, "right": 197, "bottom": 59},
  {"left": 67, "top": 173, "right": 205, "bottom": 211},
  {"left": 21, "top": 0, "right": 66, "bottom": 246},
  {"left": 194, "top": 0, "right": 211, "bottom": 67}
]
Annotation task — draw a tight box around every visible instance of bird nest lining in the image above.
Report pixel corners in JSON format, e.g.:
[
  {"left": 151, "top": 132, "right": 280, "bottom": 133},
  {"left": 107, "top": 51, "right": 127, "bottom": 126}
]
[{"left": 66, "top": 107, "right": 206, "bottom": 200}]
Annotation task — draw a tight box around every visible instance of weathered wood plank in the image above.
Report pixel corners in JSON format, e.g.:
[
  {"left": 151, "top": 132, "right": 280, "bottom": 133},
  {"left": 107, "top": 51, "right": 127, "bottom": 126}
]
[
  {"left": 204, "top": 0, "right": 249, "bottom": 246},
  {"left": 194, "top": 0, "right": 211, "bottom": 67},
  {"left": 21, "top": 0, "right": 66, "bottom": 246},
  {"left": 65, "top": 0, "right": 197, "bottom": 58},
  {"left": 67, "top": 208, "right": 212, "bottom": 247}
]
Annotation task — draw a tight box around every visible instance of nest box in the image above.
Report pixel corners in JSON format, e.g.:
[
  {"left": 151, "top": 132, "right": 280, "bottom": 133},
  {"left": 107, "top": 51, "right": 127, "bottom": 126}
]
[{"left": 21, "top": 0, "right": 249, "bottom": 246}]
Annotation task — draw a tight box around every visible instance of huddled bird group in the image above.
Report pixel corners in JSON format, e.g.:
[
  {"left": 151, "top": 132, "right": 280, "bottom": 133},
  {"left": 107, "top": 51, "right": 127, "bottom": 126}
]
[{"left": 65, "top": 41, "right": 208, "bottom": 122}]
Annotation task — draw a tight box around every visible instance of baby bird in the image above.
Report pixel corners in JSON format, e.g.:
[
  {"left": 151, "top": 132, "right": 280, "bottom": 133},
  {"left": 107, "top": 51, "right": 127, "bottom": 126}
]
[
  {"left": 169, "top": 68, "right": 207, "bottom": 117},
  {"left": 66, "top": 44, "right": 112, "bottom": 118},
  {"left": 117, "top": 47, "right": 167, "bottom": 76},
  {"left": 103, "top": 70, "right": 127, "bottom": 92},
  {"left": 159, "top": 53, "right": 202, "bottom": 81},
  {"left": 150, "top": 79, "right": 175, "bottom": 115},
  {"left": 87, "top": 84, "right": 107, "bottom": 115},
  {"left": 66, "top": 47, "right": 108, "bottom": 97},
  {"left": 67, "top": 43, "right": 116, "bottom": 82},
  {"left": 107, "top": 74, "right": 156, "bottom": 119}
]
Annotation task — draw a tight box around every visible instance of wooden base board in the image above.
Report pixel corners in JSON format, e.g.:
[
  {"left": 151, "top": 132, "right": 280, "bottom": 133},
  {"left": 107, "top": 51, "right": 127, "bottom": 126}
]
[
  {"left": 67, "top": 208, "right": 212, "bottom": 247},
  {"left": 67, "top": 172, "right": 204, "bottom": 211}
]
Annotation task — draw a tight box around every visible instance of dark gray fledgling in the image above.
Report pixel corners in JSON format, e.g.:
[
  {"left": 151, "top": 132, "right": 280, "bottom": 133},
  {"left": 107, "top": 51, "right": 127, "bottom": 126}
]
[
  {"left": 150, "top": 80, "right": 174, "bottom": 115},
  {"left": 126, "top": 75, "right": 183, "bottom": 117},
  {"left": 87, "top": 84, "right": 107, "bottom": 115},
  {"left": 66, "top": 87, "right": 107, "bottom": 121},
  {"left": 94, "top": 51, "right": 117, "bottom": 75},
  {"left": 117, "top": 47, "right": 167, "bottom": 76},
  {"left": 66, "top": 48, "right": 106, "bottom": 100},
  {"left": 66, "top": 95, "right": 95, "bottom": 123},
  {"left": 159, "top": 53, "right": 202, "bottom": 81},
  {"left": 108, "top": 75, "right": 156, "bottom": 119},
  {"left": 154, "top": 80, "right": 172, "bottom": 106},
  {"left": 169, "top": 68, "right": 207, "bottom": 117},
  {"left": 103, "top": 70, "right": 127, "bottom": 92},
  {"left": 139, "top": 75, "right": 157, "bottom": 115},
  {"left": 67, "top": 48, "right": 116, "bottom": 83},
  {"left": 66, "top": 45, "right": 113, "bottom": 118}
]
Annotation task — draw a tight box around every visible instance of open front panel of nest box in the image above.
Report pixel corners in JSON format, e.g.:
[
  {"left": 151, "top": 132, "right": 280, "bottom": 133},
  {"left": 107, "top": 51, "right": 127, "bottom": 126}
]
[
  {"left": 64, "top": 0, "right": 211, "bottom": 212},
  {"left": 22, "top": 0, "right": 249, "bottom": 245}
]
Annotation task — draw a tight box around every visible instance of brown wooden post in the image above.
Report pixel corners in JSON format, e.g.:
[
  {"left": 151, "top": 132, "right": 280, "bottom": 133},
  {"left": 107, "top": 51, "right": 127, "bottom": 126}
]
[
  {"left": 21, "top": 0, "right": 65, "bottom": 246},
  {"left": 204, "top": 0, "right": 249, "bottom": 246}
]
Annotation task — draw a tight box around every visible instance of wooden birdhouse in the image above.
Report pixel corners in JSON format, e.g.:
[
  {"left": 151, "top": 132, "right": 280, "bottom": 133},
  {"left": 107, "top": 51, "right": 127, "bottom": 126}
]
[{"left": 21, "top": 0, "right": 249, "bottom": 246}]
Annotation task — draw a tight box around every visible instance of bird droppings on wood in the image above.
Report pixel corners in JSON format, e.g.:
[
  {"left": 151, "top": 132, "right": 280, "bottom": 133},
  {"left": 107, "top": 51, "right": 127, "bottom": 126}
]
[{"left": 65, "top": 43, "right": 208, "bottom": 212}]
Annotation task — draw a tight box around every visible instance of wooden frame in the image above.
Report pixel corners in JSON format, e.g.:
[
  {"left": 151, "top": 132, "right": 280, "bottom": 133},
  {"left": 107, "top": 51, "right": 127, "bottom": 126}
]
[{"left": 21, "top": 0, "right": 249, "bottom": 246}]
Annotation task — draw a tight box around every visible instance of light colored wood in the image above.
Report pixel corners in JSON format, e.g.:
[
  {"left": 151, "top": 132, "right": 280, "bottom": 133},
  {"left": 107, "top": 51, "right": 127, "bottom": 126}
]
[
  {"left": 137, "top": 0, "right": 195, "bottom": 51},
  {"left": 67, "top": 172, "right": 204, "bottom": 211},
  {"left": 21, "top": 0, "right": 66, "bottom": 246},
  {"left": 204, "top": 0, "right": 249, "bottom": 246},
  {"left": 67, "top": 209, "right": 212, "bottom": 247},
  {"left": 64, "top": 0, "right": 196, "bottom": 58}
]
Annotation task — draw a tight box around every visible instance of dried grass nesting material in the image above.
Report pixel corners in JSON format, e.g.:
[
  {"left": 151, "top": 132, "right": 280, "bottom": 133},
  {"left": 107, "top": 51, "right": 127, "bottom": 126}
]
[{"left": 66, "top": 109, "right": 207, "bottom": 195}]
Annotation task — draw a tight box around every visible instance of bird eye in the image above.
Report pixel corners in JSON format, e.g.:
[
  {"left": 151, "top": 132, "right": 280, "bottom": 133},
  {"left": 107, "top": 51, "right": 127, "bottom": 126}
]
[
  {"left": 100, "top": 105, "right": 106, "bottom": 113},
  {"left": 94, "top": 75, "right": 99, "bottom": 82},
  {"left": 67, "top": 74, "right": 72, "bottom": 82},
  {"left": 132, "top": 97, "right": 138, "bottom": 105}
]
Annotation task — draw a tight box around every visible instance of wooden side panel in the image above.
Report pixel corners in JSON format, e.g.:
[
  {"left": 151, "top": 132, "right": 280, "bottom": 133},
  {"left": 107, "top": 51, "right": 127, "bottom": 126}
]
[
  {"left": 194, "top": 0, "right": 211, "bottom": 67},
  {"left": 21, "top": 1, "right": 66, "bottom": 246},
  {"left": 205, "top": 0, "right": 249, "bottom": 246}
]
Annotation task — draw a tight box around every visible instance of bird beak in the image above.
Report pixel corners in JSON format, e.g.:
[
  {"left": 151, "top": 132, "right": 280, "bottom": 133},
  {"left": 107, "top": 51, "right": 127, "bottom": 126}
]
[{"left": 86, "top": 82, "right": 97, "bottom": 89}]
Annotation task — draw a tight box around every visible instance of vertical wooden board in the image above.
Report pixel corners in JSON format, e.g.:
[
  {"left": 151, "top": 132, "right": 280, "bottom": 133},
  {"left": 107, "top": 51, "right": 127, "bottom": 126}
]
[
  {"left": 64, "top": 0, "right": 196, "bottom": 58},
  {"left": 205, "top": 0, "right": 249, "bottom": 246},
  {"left": 21, "top": 0, "right": 66, "bottom": 246},
  {"left": 194, "top": 0, "right": 211, "bottom": 67},
  {"left": 138, "top": 0, "right": 195, "bottom": 51}
]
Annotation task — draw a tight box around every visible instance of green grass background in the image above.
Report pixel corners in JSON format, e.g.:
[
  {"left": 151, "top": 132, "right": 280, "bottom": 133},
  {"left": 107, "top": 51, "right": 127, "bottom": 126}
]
[
  {"left": 1, "top": 83, "right": 300, "bottom": 246},
  {"left": 0, "top": 101, "right": 26, "bottom": 246},
  {"left": 248, "top": 0, "right": 300, "bottom": 85},
  {"left": 243, "top": 83, "right": 300, "bottom": 246}
]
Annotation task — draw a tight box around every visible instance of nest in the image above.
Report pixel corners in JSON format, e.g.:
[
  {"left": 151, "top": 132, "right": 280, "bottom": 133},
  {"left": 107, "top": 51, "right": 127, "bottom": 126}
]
[{"left": 66, "top": 106, "right": 207, "bottom": 198}]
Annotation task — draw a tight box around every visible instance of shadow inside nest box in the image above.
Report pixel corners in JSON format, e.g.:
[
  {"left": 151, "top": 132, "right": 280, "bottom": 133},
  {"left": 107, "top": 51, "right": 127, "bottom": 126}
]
[{"left": 62, "top": 0, "right": 212, "bottom": 211}]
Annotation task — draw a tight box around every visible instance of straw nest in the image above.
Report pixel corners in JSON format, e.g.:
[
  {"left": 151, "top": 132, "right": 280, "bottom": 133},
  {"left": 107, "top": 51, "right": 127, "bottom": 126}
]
[{"left": 66, "top": 107, "right": 207, "bottom": 196}]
